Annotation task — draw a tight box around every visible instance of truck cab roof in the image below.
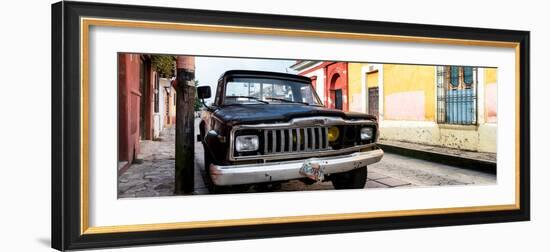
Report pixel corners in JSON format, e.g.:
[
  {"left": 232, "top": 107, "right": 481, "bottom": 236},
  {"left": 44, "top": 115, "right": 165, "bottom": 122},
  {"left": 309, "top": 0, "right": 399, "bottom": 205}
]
[{"left": 218, "top": 70, "right": 312, "bottom": 83}]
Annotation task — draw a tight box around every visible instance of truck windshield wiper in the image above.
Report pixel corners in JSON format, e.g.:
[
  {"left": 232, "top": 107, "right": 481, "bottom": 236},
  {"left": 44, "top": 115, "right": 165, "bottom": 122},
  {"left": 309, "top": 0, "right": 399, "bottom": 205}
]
[
  {"left": 264, "top": 97, "right": 309, "bottom": 105},
  {"left": 225, "top": 96, "right": 269, "bottom": 104}
]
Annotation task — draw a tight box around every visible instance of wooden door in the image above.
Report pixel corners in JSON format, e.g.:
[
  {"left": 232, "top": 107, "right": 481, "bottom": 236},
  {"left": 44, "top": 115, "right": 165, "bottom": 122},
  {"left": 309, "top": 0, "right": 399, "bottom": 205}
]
[
  {"left": 164, "top": 90, "right": 170, "bottom": 126},
  {"left": 368, "top": 87, "right": 379, "bottom": 119},
  {"left": 334, "top": 89, "right": 343, "bottom": 110}
]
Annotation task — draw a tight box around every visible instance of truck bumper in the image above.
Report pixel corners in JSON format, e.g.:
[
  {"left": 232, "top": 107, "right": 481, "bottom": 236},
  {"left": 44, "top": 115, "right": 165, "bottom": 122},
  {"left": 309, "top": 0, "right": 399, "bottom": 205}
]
[{"left": 209, "top": 149, "right": 384, "bottom": 186}]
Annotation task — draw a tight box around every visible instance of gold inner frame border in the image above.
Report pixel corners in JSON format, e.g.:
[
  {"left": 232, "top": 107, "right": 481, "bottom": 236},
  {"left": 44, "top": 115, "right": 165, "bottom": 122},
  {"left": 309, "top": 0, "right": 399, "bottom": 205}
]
[{"left": 79, "top": 17, "right": 521, "bottom": 235}]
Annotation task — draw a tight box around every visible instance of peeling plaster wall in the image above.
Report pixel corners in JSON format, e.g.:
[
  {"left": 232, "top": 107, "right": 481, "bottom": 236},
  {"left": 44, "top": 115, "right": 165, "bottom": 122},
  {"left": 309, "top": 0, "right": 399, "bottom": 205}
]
[
  {"left": 380, "top": 121, "right": 497, "bottom": 153},
  {"left": 438, "top": 126, "right": 480, "bottom": 151},
  {"left": 379, "top": 121, "right": 438, "bottom": 146},
  {"left": 478, "top": 124, "right": 497, "bottom": 153}
]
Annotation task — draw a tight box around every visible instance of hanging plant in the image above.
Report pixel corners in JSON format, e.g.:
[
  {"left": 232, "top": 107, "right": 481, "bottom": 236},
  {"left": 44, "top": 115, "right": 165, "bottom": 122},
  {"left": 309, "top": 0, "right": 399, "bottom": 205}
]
[{"left": 151, "top": 55, "right": 176, "bottom": 78}]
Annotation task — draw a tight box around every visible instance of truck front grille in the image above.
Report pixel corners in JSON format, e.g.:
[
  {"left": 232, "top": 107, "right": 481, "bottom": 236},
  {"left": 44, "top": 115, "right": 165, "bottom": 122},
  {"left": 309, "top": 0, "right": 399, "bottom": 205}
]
[{"left": 263, "top": 127, "right": 329, "bottom": 154}]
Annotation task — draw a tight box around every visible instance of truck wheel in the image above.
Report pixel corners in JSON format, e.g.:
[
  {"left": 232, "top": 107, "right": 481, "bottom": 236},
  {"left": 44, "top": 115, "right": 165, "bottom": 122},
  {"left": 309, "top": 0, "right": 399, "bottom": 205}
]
[
  {"left": 203, "top": 148, "right": 230, "bottom": 194},
  {"left": 330, "top": 167, "right": 367, "bottom": 189}
]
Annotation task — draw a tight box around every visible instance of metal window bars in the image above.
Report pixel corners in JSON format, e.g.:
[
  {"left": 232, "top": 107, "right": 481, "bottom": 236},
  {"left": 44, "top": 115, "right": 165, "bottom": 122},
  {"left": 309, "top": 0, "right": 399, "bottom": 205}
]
[{"left": 436, "top": 66, "right": 478, "bottom": 125}]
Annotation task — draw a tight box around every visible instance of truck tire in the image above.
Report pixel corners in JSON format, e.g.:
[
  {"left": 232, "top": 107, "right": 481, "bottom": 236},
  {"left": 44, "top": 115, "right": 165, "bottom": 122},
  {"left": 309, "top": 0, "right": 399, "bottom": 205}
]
[
  {"left": 330, "top": 167, "right": 367, "bottom": 189},
  {"left": 203, "top": 148, "right": 230, "bottom": 194}
]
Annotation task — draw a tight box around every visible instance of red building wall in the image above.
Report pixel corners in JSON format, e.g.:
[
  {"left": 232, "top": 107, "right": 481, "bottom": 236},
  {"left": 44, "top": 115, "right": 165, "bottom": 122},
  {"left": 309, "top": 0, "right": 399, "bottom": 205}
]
[
  {"left": 298, "top": 62, "right": 349, "bottom": 111},
  {"left": 325, "top": 62, "right": 348, "bottom": 111},
  {"left": 143, "top": 61, "right": 155, "bottom": 141},
  {"left": 118, "top": 53, "right": 142, "bottom": 166}
]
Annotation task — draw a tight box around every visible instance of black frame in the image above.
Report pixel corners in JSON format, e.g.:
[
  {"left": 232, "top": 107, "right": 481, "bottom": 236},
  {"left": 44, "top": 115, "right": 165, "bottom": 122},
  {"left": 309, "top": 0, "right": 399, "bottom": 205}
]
[{"left": 52, "top": 1, "right": 530, "bottom": 251}]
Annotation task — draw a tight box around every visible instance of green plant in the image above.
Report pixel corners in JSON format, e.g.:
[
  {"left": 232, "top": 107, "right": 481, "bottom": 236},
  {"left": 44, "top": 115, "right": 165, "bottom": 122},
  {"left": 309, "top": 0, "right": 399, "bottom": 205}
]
[
  {"left": 194, "top": 80, "right": 202, "bottom": 111},
  {"left": 151, "top": 55, "right": 176, "bottom": 78}
]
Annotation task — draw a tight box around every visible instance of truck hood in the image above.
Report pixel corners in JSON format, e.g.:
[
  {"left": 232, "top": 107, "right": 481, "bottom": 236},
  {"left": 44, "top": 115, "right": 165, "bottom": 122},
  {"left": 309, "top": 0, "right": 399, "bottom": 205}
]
[{"left": 212, "top": 104, "right": 376, "bottom": 126}]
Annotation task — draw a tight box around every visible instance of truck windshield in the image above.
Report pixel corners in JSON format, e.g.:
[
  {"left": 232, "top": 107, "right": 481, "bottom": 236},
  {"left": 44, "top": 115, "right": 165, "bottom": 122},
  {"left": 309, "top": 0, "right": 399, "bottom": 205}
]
[{"left": 224, "top": 77, "right": 322, "bottom": 106}]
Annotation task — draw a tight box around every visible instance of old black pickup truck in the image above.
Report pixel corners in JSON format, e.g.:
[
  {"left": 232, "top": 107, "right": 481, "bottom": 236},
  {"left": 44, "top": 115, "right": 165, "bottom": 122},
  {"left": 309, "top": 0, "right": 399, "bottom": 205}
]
[{"left": 197, "top": 70, "right": 383, "bottom": 192}]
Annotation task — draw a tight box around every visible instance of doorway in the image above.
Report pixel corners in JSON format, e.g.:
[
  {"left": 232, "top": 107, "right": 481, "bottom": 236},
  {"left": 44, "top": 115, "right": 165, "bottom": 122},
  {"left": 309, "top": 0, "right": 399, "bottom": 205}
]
[
  {"left": 334, "top": 89, "right": 343, "bottom": 110},
  {"left": 368, "top": 87, "right": 379, "bottom": 119},
  {"left": 329, "top": 72, "right": 344, "bottom": 110}
]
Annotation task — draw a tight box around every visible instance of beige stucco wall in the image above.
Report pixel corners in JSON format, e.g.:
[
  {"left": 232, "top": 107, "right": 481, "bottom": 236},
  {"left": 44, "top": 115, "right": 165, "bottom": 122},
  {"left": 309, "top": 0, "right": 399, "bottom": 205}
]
[
  {"left": 379, "top": 121, "right": 439, "bottom": 146},
  {"left": 484, "top": 68, "right": 498, "bottom": 123},
  {"left": 347, "top": 63, "right": 365, "bottom": 112},
  {"left": 383, "top": 64, "right": 436, "bottom": 121},
  {"left": 380, "top": 121, "right": 497, "bottom": 153}
]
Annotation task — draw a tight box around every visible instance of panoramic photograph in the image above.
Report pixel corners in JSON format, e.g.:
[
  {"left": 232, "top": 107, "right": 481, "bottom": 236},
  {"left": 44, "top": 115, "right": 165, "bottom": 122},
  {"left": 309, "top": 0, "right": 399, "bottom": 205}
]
[{"left": 117, "top": 54, "right": 497, "bottom": 198}]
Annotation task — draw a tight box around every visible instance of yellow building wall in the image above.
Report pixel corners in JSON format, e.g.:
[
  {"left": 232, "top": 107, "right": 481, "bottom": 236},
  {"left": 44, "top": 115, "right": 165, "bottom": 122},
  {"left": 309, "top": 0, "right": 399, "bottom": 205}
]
[
  {"left": 367, "top": 71, "right": 379, "bottom": 88},
  {"left": 485, "top": 68, "right": 497, "bottom": 84},
  {"left": 347, "top": 63, "right": 367, "bottom": 112},
  {"left": 375, "top": 65, "right": 495, "bottom": 153},
  {"left": 484, "top": 68, "right": 498, "bottom": 123},
  {"left": 347, "top": 63, "right": 363, "bottom": 96},
  {"left": 383, "top": 64, "right": 436, "bottom": 121}
]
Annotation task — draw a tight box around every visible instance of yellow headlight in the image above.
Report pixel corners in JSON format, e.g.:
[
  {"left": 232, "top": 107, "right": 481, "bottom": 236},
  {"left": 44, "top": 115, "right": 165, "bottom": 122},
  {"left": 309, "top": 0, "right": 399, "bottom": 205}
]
[{"left": 328, "top": 126, "right": 340, "bottom": 142}]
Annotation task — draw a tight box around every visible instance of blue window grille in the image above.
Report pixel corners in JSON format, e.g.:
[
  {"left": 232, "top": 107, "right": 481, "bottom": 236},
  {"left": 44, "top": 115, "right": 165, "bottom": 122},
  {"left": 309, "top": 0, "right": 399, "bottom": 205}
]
[
  {"left": 437, "top": 66, "right": 478, "bottom": 125},
  {"left": 450, "top": 66, "right": 460, "bottom": 87},
  {"left": 463, "top": 66, "right": 474, "bottom": 86}
]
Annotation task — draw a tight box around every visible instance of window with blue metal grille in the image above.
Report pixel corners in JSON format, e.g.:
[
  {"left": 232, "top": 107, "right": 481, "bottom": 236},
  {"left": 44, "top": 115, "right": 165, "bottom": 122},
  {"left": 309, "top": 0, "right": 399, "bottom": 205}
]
[
  {"left": 450, "top": 66, "right": 460, "bottom": 87},
  {"left": 437, "top": 66, "right": 478, "bottom": 125},
  {"left": 463, "top": 66, "right": 474, "bottom": 86}
]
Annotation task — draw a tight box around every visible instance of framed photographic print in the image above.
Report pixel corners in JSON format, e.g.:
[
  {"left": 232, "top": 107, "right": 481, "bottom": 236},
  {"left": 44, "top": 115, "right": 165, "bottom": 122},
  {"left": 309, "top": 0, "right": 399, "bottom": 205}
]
[{"left": 51, "top": 1, "right": 530, "bottom": 250}]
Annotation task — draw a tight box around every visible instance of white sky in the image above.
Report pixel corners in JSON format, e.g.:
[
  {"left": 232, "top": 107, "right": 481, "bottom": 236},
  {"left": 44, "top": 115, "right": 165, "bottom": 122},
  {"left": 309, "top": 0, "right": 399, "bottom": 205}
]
[{"left": 195, "top": 56, "right": 298, "bottom": 103}]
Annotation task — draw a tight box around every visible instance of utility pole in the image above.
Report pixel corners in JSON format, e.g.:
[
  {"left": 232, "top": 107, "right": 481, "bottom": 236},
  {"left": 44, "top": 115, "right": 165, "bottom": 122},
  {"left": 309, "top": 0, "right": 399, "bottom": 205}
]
[{"left": 174, "top": 56, "right": 195, "bottom": 194}]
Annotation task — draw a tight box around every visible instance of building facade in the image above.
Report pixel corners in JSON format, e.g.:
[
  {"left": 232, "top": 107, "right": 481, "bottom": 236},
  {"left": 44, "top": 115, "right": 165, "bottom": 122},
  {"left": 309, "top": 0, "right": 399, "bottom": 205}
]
[
  {"left": 292, "top": 61, "right": 497, "bottom": 153},
  {"left": 118, "top": 53, "right": 177, "bottom": 171},
  {"left": 290, "top": 61, "right": 349, "bottom": 111},
  {"left": 155, "top": 77, "right": 177, "bottom": 138}
]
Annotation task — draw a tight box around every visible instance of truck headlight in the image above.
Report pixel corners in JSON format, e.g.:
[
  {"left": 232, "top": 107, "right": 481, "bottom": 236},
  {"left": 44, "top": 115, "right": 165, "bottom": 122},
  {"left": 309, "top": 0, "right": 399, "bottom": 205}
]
[
  {"left": 235, "top": 135, "right": 259, "bottom": 152},
  {"left": 360, "top": 127, "right": 373, "bottom": 141},
  {"left": 328, "top": 126, "right": 340, "bottom": 142}
]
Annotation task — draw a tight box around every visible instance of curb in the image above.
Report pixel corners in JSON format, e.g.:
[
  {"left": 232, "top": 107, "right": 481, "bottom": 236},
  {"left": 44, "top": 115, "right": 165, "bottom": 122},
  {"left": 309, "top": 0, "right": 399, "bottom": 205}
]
[{"left": 377, "top": 143, "right": 496, "bottom": 174}]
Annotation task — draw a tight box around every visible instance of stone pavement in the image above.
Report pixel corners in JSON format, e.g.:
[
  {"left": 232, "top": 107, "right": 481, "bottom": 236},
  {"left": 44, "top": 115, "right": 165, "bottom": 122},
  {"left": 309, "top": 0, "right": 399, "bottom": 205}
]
[
  {"left": 118, "top": 123, "right": 209, "bottom": 198},
  {"left": 378, "top": 139, "right": 496, "bottom": 162},
  {"left": 118, "top": 127, "right": 176, "bottom": 198},
  {"left": 368, "top": 153, "right": 495, "bottom": 187}
]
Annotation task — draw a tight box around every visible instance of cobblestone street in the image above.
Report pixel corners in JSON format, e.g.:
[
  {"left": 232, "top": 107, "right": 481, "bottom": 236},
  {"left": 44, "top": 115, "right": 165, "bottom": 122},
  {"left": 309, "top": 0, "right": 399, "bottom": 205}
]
[
  {"left": 118, "top": 127, "right": 176, "bottom": 198},
  {"left": 118, "top": 121, "right": 208, "bottom": 198},
  {"left": 118, "top": 119, "right": 496, "bottom": 198}
]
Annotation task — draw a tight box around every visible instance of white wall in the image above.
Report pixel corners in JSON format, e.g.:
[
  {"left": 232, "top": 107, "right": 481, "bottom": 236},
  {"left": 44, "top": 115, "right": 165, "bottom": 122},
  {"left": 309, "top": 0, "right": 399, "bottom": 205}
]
[
  {"left": 0, "top": 0, "right": 546, "bottom": 252},
  {"left": 157, "top": 87, "right": 165, "bottom": 132},
  {"left": 153, "top": 78, "right": 172, "bottom": 138},
  {"left": 303, "top": 68, "right": 325, "bottom": 103}
]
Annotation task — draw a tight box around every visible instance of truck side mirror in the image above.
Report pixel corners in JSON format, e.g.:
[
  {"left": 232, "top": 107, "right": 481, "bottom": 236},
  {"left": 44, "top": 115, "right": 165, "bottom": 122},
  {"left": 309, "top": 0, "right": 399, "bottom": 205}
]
[{"left": 197, "top": 86, "right": 211, "bottom": 99}]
